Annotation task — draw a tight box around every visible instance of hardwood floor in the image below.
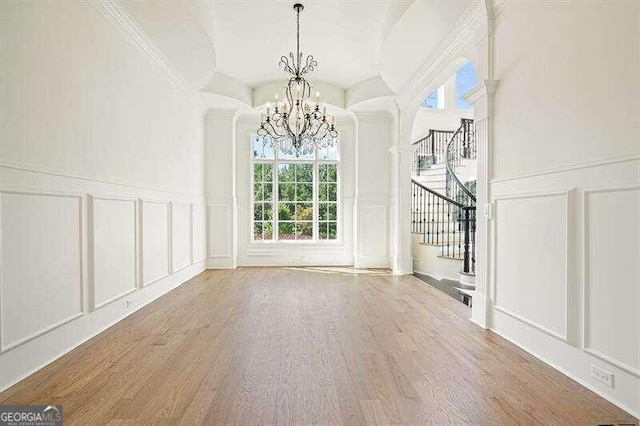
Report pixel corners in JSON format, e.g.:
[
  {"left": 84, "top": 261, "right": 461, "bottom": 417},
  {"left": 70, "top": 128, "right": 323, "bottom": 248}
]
[{"left": 0, "top": 267, "right": 636, "bottom": 425}]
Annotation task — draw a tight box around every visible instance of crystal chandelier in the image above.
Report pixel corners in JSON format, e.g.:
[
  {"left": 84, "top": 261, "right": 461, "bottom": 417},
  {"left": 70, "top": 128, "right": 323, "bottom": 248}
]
[{"left": 257, "top": 3, "right": 338, "bottom": 156}]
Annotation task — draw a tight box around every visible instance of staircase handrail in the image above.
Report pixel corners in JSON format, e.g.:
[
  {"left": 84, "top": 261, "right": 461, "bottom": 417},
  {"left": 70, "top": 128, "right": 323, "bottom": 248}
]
[
  {"left": 411, "top": 178, "right": 465, "bottom": 209},
  {"left": 445, "top": 120, "right": 476, "bottom": 205},
  {"left": 411, "top": 178, "right": 476, "bottom": 273}
]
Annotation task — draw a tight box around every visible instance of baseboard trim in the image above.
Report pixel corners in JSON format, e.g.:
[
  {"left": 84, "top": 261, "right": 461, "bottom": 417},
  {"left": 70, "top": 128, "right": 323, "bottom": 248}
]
[
  {"left": 0, "top": 263, "right": 206, "bottom": 394},
  {"left": 490, "top": 326, "right": 639, "bottom": 419},
  {"left": 471, "top": 292, "right": 488, "bottom": 329},
  {"left": 355, "top": 256, "right": 391, "bottom": 269},
  {"left": 412, "top": 267, "right": 459, "bottom": 283}
]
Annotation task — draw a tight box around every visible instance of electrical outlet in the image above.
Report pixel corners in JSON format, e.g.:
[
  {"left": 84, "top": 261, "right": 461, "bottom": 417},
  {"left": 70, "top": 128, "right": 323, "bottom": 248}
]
[
  {"left": 126, "top": 300, "right": 134, "bottom": 310},
  {"left": 591, "top": 364, "right": 614, "bottom": 388}
]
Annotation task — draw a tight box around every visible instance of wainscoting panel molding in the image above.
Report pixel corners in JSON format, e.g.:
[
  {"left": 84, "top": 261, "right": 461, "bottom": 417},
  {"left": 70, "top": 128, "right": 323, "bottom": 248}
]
[
  {"left": 355, "top": 201, "right": 389, "bottom": 268},
  {"left": 0, "top": 190, "right": 84, "bottom": 352},
  {"left": 493, "top": 189, "right": 571, "bottom": 341},
  {"left": 583, "top": 186, "right": 640, "bottom": 377},
  {"left": 171, "top": 202, "right": 191, "bottom": 273},
  {"left": 89, "top": 195, "right": 138, "bottom": 311},
  {"left": 141, "top": 200, "right": 170, "bottom": 287},
  {"left": 191, "top": 204, "right": 206, "bottom": 263},
  {"left": 208, "top": 204, "right": 231, "bottom": 258}
]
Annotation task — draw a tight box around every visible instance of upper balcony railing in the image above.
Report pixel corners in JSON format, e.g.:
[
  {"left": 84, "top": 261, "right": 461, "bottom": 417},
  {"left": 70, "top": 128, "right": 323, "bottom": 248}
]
[{"left": 412, "top": 129, "right": 454, "bottom": 175}]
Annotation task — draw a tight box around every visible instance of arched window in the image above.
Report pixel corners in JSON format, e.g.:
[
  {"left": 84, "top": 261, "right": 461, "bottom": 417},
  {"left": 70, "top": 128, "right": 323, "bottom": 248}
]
[
  {"left": 456, "top": 62, "right": 477, "bottom": 110},
  {"left": 251, "top": 136, "right": 339, "bottom": 242}
]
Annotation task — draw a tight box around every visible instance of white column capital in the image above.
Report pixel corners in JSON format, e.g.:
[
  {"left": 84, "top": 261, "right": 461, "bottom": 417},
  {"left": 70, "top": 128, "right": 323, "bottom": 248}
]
[
  {"left": 463, "top": 79, "right": 499, "bottom": 104},
  {"left": 462, "top": 79, "right": 499, "bottom": 121}
]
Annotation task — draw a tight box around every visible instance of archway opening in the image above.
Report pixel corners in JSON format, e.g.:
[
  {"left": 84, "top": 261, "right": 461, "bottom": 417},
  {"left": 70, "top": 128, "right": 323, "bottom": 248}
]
[{"left": 409, "top": 60, "right": 478, "bottom": 306}]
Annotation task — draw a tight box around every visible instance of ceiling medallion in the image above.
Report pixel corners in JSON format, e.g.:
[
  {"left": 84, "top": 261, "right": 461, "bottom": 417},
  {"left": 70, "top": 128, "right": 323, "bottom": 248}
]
[{"left": 257, "top": 3, "right": 338, "bottom": 156}]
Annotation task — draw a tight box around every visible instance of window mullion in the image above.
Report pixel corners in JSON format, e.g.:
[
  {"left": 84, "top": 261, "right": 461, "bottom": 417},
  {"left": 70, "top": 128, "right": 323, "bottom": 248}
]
[
  {"left": 274, "top": 160, "right": 279, "bottom": 241},
  {"left": 294, "top": 165, "right": 298, "bottom": 241},
  {"left": 313, "top": 161, "right": 318, "bottom": 242}
]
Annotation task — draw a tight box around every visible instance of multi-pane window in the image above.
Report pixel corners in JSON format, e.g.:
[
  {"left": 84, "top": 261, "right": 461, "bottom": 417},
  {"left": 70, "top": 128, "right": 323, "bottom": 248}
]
[
  {"left": 251, "top": 135, "right": 339, "bottom": 242},
  {"left": 277, "top": 163, "right": 313, "bottom": 240},
  {"left": 317, "top": 164, "right": 338, "bottom": 239},
  {"left": 252, "top": 163, "right": 274, "bottom": 240}
]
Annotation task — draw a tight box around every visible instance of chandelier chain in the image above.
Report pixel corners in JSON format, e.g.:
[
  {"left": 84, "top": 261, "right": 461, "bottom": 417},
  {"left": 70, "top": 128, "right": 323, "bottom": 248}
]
[{"left": 296, "top": 5, "right": 300, "bottom": 70}]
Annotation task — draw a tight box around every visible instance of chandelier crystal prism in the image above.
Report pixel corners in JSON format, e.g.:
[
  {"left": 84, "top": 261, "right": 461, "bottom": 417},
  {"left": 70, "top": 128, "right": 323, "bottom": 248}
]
[{"left": 257, "top": 3, "right": 338, "bottom": 156}]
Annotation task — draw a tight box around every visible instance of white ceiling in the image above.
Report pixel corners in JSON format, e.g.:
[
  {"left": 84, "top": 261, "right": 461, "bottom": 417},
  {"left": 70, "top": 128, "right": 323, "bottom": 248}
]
[
  {"left": 205, "top": 0, "right": 414, "bottom": 89},
  {"left": 380, "top": 0, "right": 474, "bottom": 92},
  {"left": 123, "top": 0, "right": 476, "bottom": 96}
]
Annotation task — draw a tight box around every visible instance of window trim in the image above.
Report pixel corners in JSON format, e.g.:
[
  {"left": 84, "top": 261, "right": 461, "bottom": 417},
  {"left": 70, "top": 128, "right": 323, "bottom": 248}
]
[{"left": 249, "top": 137, "right": 341, "bottom": 245}]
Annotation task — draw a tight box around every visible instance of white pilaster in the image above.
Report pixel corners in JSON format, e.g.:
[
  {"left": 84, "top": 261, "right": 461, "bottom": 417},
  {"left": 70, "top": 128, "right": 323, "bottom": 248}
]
[
  {"left": 352, "top": 111, "right": 393, "bottom": 269},
  {"left": 204, "top": 108, "right": 238, "bottom": 269},
  {"left": 463, "top": 79, "right": 498, "bottom": 328},
  {"left": 389, "top": 144, "right": 416, "bottom": 275}
]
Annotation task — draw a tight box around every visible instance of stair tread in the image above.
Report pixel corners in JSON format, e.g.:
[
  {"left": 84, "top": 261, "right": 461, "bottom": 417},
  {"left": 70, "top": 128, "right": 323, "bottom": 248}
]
[
  {"left": 417, "top": 243, "right": 466, "bottom": 249},
  {"left": 437, "top": 255, "right": 464, "bottom": 261},
  {"left": 454, "top": 287, "right": 477, "bottom": 297}
]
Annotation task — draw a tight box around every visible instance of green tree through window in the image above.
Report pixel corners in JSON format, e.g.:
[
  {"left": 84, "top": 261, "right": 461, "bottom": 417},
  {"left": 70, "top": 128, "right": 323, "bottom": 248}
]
[{"left": 251, "top": 135, "right": 339, "bottom": 242}]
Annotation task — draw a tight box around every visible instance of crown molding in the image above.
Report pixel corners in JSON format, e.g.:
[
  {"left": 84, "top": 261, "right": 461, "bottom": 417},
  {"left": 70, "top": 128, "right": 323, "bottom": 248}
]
[
  {"left": 396, "top": 0, "right": 487, "bottom": 109},
  {"left": 89, "top": 0, "right": 189, "bottom": 91}
]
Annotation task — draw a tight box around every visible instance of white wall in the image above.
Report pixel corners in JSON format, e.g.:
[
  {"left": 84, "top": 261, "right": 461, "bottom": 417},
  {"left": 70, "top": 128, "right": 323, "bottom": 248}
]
[
  {"left": 354, "top": 112, "right": 393, "bottom": 268},
  {"left": 204, "top": 109, "right": 237, "bottom": 269},
  {"left": 493, "top": 2, "right": 639, "bottom": 179},
  {"left": 489, "top": 1, "right": 640, "bottom": 416},
  {"left": 0, "top": 1, "right": 206, "bottom": 392}
]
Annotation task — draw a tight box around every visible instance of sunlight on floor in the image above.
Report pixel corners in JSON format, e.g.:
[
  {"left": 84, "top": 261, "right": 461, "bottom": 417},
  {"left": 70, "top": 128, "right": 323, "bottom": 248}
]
[{"left": 284, "top": 266, "right": 393, "bottom": 276}]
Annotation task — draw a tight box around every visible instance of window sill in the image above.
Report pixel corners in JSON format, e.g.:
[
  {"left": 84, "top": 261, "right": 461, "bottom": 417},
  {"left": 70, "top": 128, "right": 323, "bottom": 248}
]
[{"left": 246, "top": 241, "right": 345, "bottom": 257}]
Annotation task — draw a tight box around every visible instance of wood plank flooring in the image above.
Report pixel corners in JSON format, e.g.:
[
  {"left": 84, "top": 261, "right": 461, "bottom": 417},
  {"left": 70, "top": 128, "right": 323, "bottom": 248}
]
[{"left": 0, "top": 267, "right": 636, "bottom": 425}]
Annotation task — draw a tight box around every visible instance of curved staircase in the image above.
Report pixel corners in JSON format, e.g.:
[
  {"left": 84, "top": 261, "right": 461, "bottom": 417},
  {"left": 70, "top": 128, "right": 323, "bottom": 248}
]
[{"left": 411, "top": 119, "right": 477, "bottom": 305}]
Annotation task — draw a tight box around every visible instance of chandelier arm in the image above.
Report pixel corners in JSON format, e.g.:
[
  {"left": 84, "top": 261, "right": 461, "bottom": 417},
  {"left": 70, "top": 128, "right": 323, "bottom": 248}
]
[
  {"left": 272, "top": 112, "right": 286, "bottom": 129},
  {"left": 267, "top": 123, "right": 286, "bottom": 140},
  {"left": 279, "top": 55, "right": 295, "bottom": 75},
  {"left": 309, "top": 120, "right": 327, "bottom": 138},
  {"left": 300, "top": 55, "right": 318, "bottom": 75},
  {"left": 305, "top": 115, "right": 320, "bottom": 137},
  {"left": 289, "top": 52, "right": 298, "bottom": 75},
  {"left": 273, "top": 106, "right": 295, "bottom": 142},
  {"left": 263, "top": 119, "right": 286, "bottom": 139}
]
